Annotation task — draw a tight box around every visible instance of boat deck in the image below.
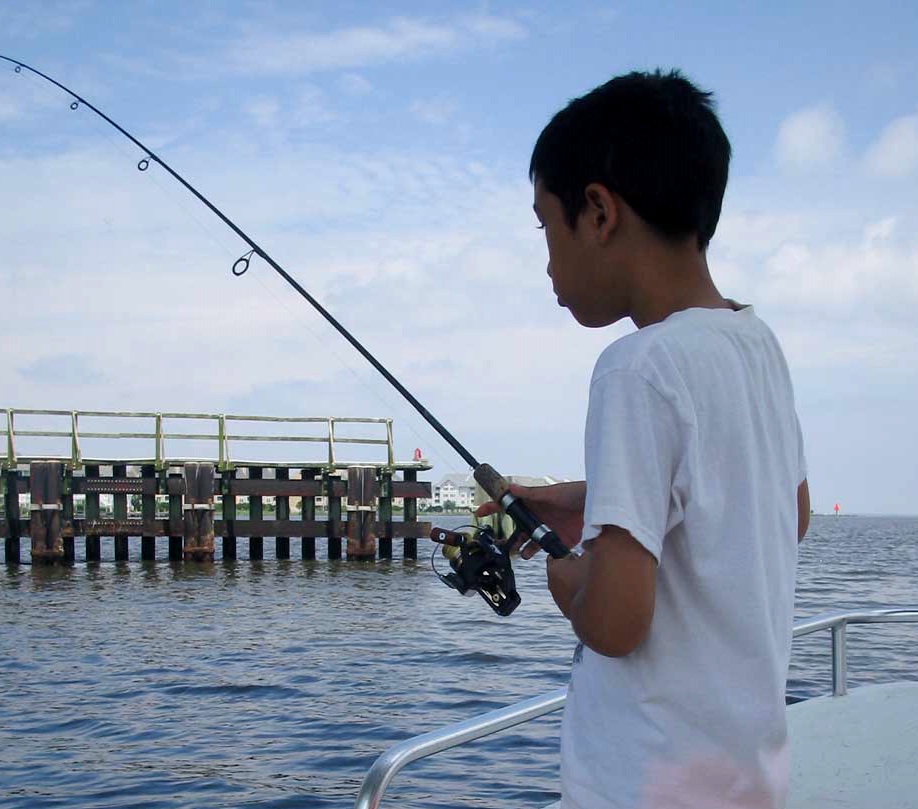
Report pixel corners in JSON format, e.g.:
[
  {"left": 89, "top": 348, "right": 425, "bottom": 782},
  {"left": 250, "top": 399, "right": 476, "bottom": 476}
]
[
  {"left": 541, "top": 683, "right": 918, "bottom": 809},
  {"left": 787, "top": 681, "right": 918, "bottom": 808}
]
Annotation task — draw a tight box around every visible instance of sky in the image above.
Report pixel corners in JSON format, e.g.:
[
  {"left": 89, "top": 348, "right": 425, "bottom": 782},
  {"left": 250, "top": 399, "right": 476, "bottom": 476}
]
[{"left": 1, "top": 1, "right": 917, "bottom": 515}]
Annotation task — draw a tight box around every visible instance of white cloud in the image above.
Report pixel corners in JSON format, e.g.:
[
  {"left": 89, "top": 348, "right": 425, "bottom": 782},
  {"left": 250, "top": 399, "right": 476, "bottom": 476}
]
[
  {"left": 865, "top": 113, "right": 918, "bottom": 178},
  {"left": 338, "top": 73, "right": 373, "bottom": 95},
  {"left": 0, "top": 0, "right": 89, "bottom": 38},
  {"left": 243, "top": 87, "right": 334, "bottom": 133},
  {"left": 0, "top": 95, "right": 20, "bottom": 121},
  {"left": 775, "top": 103, "right": 846, "bottom": 170},
  {"left": 244, "top": 96, "right": 281, "bottom": 129},
  {"left": 410, "top": 97, "right": 458, "bottom": 125},
  {"left": 224, "top": 14, "right": 527, "bottom": 75},
  {"left": 460, "top": 13, "right": 527, "bottom": 39}
]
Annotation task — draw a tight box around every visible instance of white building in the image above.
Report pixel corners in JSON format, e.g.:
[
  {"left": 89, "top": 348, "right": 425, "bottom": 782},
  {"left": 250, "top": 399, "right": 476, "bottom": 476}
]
[
  {"left": 423, "top": 472, "right": 567, "bottom": 511},
  {"left": 428, "top": 472, "right": 477, "bottom": 509}
]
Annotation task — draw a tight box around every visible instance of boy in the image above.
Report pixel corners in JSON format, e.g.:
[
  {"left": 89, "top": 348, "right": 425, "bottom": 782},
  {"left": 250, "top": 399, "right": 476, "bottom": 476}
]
[{"left": 478, "top": 70, "right": 808, "bottom": 808}]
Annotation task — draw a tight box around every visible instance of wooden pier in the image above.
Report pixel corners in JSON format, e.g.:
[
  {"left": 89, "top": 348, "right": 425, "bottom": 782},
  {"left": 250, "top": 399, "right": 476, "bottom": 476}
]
[{"left": 1, "top": 409, "right": 432, "bottom": 564}]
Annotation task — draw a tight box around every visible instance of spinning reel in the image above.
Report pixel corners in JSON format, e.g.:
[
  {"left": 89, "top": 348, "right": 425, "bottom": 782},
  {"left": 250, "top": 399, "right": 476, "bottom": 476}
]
[{"left": 430, "top": 525, "right": 521, "bottom": 617}]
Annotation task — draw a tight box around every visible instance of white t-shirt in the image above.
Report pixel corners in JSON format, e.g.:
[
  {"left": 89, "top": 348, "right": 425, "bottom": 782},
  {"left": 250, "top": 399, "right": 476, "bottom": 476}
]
[{"left": 561, "top": 304, "right": 806, "bottom": 809}]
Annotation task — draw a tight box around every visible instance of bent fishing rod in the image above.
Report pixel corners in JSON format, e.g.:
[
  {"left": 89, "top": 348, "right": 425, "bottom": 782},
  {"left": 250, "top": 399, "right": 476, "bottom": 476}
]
[{"left": 2, "top": 54, "right": 570, "bottom": 611}]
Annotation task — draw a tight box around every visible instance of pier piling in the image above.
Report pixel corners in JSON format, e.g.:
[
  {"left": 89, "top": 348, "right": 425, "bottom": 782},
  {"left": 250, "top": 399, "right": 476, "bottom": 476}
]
[
  {"left": 327, "top": 473, "right": 342, "bottom": 561},
  {"left": 346, "top": 466, "right": 377, "bottom": 560},
  {"left": 3, "top": 469, "right": 21, "bottom": 564},
  {"left": 168, "top": 470, "right": 182, "bottom": 561},
  {"left": 221, "top": 469, "right": 237, "bottom": 560},
  {"left": 141, "top": 465, "right": 156, "bottom": 560},
  {"left": 183, "top": 463, "right": 215, "bottom": 562},
  {"left": 378, "top": 470, "right": 393, "bottom": 560},
  {"left": 300, "top": 467, "right": 318, "bottom": 561},
  {"left": 113, "top": 463, "right": 128, "bottom": 562},
  {"left": 29, "top": 461, "right": 63, "bottom": 564},
  {"left": 249, "top": 467, "right": 264, "bottom": 561},
  {"left": 85, "top": 464, "right": 101, "bottom": 563},
  {"left": 276, "top": 468, "right": 290, "bottom": 560},
  {"left": 403, "top": 469, "right": 418, "bottom": 560}
]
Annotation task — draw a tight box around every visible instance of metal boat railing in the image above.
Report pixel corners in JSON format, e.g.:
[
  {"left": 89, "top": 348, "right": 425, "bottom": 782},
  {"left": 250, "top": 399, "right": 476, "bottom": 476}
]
[
  {"left": 354, "top": 607, "right": 918, "bottom": 809},
  {"left": 1, "top": 408, "right": 399, "bottom": 471}
]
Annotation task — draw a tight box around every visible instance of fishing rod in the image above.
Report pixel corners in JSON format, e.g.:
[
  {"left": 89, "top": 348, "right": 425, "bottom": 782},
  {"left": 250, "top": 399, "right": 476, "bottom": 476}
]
[{"left": 1, "top": 54, "right": 571, "bottom": 612}]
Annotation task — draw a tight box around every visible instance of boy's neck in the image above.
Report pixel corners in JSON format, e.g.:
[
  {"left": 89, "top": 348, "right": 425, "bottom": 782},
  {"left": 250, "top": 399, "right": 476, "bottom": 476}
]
[{"left": 627, "top": 242, "right": 731, "bottom": 329}]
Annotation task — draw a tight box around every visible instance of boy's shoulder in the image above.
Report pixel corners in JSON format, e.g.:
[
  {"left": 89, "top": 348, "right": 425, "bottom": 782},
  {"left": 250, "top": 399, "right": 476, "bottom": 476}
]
[{"left": 592, "top": 305, "right": 771, "bottom": 388}]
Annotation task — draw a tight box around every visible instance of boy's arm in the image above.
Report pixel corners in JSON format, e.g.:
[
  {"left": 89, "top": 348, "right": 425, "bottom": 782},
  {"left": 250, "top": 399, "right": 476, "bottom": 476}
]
[
  {"left": 798, "top": 479, "right": 810, "bottom": 542},
  {"left": 547, "top": 525, "right": 656, "bottom": 657}
]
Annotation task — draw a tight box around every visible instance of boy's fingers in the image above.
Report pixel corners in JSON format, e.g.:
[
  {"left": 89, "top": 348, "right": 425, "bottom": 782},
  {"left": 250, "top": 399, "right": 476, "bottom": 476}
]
[
  {"left": 475, "top": 502, "right": 500, "bottom": 518},
  {"left": 505, "top": 528, "right": 530, "bottom": 554},
  {"left": 520, "top": 539, "right": 544, "bottom": 560}
]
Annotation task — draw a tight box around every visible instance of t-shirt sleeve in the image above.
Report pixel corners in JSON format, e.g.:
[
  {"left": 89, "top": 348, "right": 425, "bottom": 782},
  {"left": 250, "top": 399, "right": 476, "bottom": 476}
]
[
  {"left": 581, "top": 370, "right": 685, "bottom": 562},
  {"left": 795, "top": 412, "right": 807, "bottom": 486}
]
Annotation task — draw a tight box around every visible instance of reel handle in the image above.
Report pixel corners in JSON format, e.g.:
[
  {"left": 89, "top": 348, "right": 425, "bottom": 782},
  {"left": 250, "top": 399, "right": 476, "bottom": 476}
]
[{"left": 473, "top": 463, "right": 570, "bottom": 559}]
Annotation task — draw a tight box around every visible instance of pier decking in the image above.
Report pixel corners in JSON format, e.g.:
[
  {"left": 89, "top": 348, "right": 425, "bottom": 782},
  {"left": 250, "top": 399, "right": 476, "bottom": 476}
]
[{"left": 2, "top": 409, "right": 433, "bottom": 564}]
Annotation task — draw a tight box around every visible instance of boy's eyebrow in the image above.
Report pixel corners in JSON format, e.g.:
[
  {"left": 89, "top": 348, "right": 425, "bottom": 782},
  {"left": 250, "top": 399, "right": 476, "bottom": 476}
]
[{"left": 532, "top": 202, "right": 540, "bottom": 216}]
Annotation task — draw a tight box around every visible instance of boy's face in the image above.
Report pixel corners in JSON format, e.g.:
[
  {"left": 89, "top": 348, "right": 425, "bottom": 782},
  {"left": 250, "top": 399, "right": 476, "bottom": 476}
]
[{"left": 533, "top": 179, "right": 625, "bottom": 328}]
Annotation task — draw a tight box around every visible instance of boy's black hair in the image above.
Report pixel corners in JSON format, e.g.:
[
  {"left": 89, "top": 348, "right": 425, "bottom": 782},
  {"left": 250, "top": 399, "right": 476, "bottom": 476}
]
[{"left": 530, "top": 69, "right": 731, "bottom": 250}]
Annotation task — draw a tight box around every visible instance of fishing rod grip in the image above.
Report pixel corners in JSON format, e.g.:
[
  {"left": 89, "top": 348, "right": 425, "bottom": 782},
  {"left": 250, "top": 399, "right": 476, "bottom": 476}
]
[{"left": 473, "top": 464, "right": 569, "bottom": 559}]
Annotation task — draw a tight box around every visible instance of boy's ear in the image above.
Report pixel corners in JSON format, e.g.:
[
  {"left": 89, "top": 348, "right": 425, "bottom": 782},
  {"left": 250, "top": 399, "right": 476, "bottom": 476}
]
[{"left": 583, "top": 183, "right": 618, "bottom": 242}]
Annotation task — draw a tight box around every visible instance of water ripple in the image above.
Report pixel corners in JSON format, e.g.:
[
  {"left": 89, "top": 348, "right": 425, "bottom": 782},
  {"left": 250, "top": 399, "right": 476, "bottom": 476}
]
[{"left": 0, "top": 514, "right": 915, "bottom": 808}]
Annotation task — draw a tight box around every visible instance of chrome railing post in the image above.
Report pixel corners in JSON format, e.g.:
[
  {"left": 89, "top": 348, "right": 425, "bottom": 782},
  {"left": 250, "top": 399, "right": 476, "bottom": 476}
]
[{"left": 831, "top": 621, "right": 848, "bottom": 696}]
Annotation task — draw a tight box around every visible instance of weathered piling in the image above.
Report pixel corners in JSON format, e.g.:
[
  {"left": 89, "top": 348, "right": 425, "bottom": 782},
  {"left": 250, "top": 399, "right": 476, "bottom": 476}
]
[
  {"left": 346, "top": 465, "right": 377, "bottom": 560},
  {"left": 85, "top": 463, "right": 101, "bottom": 563},
  {"left": 62, "top": 467, "right": 75, "bottom": 563},
  {"left": 301, "top": 467, "right": 318, "bottom": 560},
  {"left": 327, "top": 472, "right": 342, "bottom": 560},
  {"left": 378, "top": 469, "right": 393, "bottom": 559},
  {"left": 168, "top": 470, "right": 182, "bottom": 561},
  {"left": 141, "top": 465, "right": 156, "bottom": 560},
  {"left": 221, "top": 469, "right": 237, "bottom": 559},
  {"left": 113, "top": 463, "right": 128, "bottom": 561},
  {"left": 182, "top": 463, "right": 215, "bottom": 562},
  {"left": 3, "top": 468, "right": 21, "bottom": 563},
  {"left": 249, "top": 467, "right": 264, "bottom": 561},
  {"left": 29, "top": 461, "right": 63, "bottom": 564},
  {"left": 403, "top": 469, "right": 418, "bottom": 559},
  {"left": 276, "top": 468, "right": 290, "bottom": 560}
]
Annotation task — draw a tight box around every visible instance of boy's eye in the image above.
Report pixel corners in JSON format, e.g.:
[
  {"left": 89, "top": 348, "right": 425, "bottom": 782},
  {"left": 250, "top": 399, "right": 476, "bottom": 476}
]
[{"left": 535, "top": 223, "right": 545, "bottom": 230}]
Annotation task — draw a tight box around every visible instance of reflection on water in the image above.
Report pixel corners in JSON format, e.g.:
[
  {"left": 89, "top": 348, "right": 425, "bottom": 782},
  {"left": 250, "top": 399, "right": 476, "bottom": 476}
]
[{"left": 1, "top": 515, "right": 916, "bottom": 808}]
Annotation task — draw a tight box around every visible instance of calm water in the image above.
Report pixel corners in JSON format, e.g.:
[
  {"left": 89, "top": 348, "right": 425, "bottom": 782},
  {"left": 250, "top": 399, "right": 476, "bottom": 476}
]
[{"left": 1, "top": 515, "right": 916, "bottom": 808}]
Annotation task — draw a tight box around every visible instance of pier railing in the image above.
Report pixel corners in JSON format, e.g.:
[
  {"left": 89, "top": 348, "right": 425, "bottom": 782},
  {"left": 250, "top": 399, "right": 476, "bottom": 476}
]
[
  {"left": 1, "top": 408, "right": 411, "bottom": 471},
  {"left": 1, "top": 409, "right": 435, "bottom": 565}
]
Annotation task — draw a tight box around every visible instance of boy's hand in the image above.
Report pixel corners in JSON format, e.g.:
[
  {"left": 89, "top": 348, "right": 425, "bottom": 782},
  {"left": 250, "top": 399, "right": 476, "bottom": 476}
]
[{"left": 475, "top": 481, "right": 586, "bottom": 558}]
